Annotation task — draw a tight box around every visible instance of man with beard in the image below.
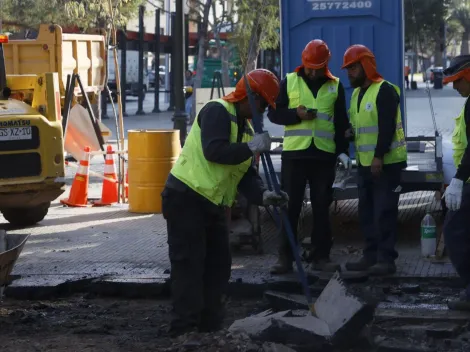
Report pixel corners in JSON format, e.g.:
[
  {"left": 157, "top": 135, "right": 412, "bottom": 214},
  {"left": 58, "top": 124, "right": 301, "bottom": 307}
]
[
  {"left": 161, "top": 69, "right": 289, "bottom": 336},
  {"left": 441, "top": 55, "right": 470, "bottom": 310},
  {"left": 267, "top": 39, "right": 351, "bottom": 275},
  {"left": 342, "top": 44, "right": 407, "bottom": 276}
]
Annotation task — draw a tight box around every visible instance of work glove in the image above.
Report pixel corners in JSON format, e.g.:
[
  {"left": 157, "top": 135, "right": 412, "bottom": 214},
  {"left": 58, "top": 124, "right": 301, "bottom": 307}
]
[
  {"left": 262, "top": 190, "right": 289, "bottom": 207},
  {"left": 247, "top": 132, "right": 272, "bottom": 153},
  {"left": 337, "top": 153, "right": 352, "bottom": 171},
  {"left": 443, "top": 178, "right": 464, "bottom": 211},
  {"left": 332, "top": 154, "right": 352, "bottom": 190}
]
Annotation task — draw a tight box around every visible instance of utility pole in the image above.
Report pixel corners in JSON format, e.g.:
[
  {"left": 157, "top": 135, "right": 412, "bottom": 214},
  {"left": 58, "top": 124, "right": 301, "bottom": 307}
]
[{"left": 172, "top": 0, "right": 188, "bottom": 146}]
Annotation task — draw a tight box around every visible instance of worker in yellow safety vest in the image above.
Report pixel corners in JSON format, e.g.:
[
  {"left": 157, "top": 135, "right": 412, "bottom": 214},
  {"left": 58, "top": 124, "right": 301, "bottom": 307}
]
[
  {"left": 267, "top": 39, "right": 351, "bottom": 275},
  {"left": 161, "top": 69, "right": 288, "bottom": 336},
  {"left": 341, "top": 44, "right": 407, "bottom": 276},
  {"left": 441, "top": 55, "right": 470, "bottom": 310}
]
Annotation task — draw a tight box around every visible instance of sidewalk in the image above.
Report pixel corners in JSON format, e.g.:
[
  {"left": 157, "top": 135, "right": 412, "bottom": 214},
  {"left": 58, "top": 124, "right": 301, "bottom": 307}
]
[{"left": 3, "top": 189, "right": 457, "bottom": 299}]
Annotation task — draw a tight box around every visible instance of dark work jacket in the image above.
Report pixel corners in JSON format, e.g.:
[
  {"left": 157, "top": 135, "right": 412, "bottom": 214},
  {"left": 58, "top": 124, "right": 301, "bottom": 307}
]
[
  {"left": 455, "top": 98, "right": 470, "bottom": 182},
  {"left": 165, "top": 101, "right": 266, "bottom": 206},
  {"left": 267, "top": 69, "right": 350, "bottom": 162}
]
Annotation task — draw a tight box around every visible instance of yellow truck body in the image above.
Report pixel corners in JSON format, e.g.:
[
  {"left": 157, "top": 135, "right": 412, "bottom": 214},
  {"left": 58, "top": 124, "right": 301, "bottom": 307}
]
[
  {"left": 0, "top": 72, "right": 66, "bottom": 226},
  {"left": 2, "top": 24, "right": 106, "bottom": 115}
]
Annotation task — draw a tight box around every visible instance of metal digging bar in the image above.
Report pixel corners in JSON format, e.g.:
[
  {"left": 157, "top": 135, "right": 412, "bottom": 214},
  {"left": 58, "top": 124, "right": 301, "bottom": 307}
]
[
  {"left": 242, "top": 74, "right": 314, "bottom": 314},
  {"left": 0, "top": 230, "right": 30, "bottom": 299}
]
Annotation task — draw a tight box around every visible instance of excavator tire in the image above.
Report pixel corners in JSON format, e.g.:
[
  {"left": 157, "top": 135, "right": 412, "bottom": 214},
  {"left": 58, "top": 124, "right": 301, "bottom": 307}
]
[{"left": 2, "top": 202, "right": 51, "bottom": 227}]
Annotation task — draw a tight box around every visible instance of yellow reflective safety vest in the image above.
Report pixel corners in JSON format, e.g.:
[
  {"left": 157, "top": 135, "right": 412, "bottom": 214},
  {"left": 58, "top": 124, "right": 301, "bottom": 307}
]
[
  {"left": 170, "top": 99, "right": 254, "bottom": 206},
  {"left": 451, "top": 98, "right": 470, "bottom": 183},
  {"left": 283, "top": 72, "right": 338, "bottom": 153},
  {"left": 349, "top": 80, "right": 407, "bottom": 167}
]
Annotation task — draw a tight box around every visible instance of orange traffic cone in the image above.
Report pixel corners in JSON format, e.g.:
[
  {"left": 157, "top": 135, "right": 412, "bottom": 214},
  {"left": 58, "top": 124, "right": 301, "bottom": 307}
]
[
  {"left": 61, "top": 146, "right": 91, "bottom": 207},
  {"left": 93, "top": 145, "right": 118, "bottom": 206}
]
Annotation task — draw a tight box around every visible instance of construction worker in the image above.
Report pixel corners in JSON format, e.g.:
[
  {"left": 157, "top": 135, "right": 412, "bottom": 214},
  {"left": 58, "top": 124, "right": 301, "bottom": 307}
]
[
  {"left": 161, "top": 68, "right": 288, "bottom": 336},
  {"left": 267, "top": 39, "right": 351, "bottom": 274},
  {"left": 441, "top": 55, "right": 470, "bottom": 310},
  {"left": 341, "top": 45, "right": 407, "bottom": 276}
]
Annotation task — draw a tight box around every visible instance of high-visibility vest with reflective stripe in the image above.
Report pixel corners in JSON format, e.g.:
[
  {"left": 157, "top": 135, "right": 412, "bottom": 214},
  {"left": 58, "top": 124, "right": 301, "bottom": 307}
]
[
  {"left": 170, "top": 99, "right": 254, "bottom": 206},
  {"left": 283, "top": 72, "right": 338, "bottom": 153},
  {"left": 451, "top": 98, "right": 470, "bottom": 183},
  {"left": 349, "top": 80, "right": 407, "bottom": 167}
]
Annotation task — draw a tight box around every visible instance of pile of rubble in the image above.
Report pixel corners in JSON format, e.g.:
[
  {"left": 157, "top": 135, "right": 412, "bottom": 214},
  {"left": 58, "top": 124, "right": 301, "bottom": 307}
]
[
  {"left": 161, "top": 330, "right": 296, "bottom": 352},
  {"left": 227, "top": 273, "right": 376, "bottom": 351}
]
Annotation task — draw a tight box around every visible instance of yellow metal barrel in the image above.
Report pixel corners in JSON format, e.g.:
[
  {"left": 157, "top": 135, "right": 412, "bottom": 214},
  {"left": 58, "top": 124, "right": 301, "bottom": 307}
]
[{"left": 128, "top": 129, "right": 181, "bottom": 213}]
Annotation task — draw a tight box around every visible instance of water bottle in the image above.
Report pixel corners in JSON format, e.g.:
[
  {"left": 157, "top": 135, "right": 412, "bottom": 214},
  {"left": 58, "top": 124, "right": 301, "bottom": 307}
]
[{"left": 421, "top": 213, "right": 437, "bottom": 257}]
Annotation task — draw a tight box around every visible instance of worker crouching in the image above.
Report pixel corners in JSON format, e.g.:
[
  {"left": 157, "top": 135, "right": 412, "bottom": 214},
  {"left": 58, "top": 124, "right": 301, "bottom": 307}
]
[
  {"left": 442, "top": 55, "right": 470, "bottom": 310},
  {"left": 267, "top": 39, "right": 351, "bottom": 274},
  {"left": 341, "top": 45, "right": 407, "bottom": 276},
  {"left": 161, "top": 69, "right": 288, "bottom": 336}
]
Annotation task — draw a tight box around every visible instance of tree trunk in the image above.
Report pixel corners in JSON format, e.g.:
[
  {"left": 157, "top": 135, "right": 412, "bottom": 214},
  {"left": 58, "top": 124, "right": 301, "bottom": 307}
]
[
  {"left": 461, "top": 30, "right": 470, "bottom": 55},
  {"left": 193, "top": 0, "right": 213, "bottom": 91},
  {"left": 211, "top": 1, "right": 230, "bottom": 86},
  {"left": 191, "top": 0, "right": 213, "bottom": 122},
  {"left": 245, "top": 26, "right": 262, "bottom": 72},
  {"left": 433, "top": 34, "right": 443, "bottom": 67}
]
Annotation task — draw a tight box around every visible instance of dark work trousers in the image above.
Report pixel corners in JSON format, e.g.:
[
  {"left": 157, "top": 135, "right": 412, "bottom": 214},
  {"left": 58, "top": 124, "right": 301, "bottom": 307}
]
[
  {"left": 161, "top": 186, "right": 231, "bottom": 332},
  {"left": 357, "top": 164, "right": 401, "bottom": 264},
  {"left": 279, "top": 158, "right": 336, "bottom": 262},
  {"left": 444, "top": 184, "right": 470, "bottom": 299}
]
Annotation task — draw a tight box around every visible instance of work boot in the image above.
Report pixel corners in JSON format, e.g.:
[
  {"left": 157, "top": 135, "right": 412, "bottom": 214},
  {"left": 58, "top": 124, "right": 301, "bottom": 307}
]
[
  {"left": 447, "top": 290, "right": 470, "bottom": 311},
  {"left": 309, "top": 258, "right": 341, "bottom": 272},
  {"left": 270, "top": 255, "right": 293, "bottom": 275},
  {"left": 368, "top": 262, "right": 396, "bottom": 276},
  {"left": 345, "top": 257, "right": 376, "bottom": 271}
]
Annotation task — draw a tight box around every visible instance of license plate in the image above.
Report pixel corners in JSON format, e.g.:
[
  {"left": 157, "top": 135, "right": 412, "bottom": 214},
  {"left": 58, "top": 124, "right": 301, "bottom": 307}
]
[{"left": 0, "top": 127, "right": 32, "bottom": 141}]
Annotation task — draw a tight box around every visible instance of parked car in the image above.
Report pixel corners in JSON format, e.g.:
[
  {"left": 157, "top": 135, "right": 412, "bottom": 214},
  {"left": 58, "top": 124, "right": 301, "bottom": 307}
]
[{"left": 423, "top": 66, "right": 443, "bottom": 84}]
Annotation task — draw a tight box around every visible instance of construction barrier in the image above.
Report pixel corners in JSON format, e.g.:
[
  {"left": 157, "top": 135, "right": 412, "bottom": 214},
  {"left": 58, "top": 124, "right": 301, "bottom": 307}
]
[{"left": 127, "top": 129, "right": 181, "bottom": 214}]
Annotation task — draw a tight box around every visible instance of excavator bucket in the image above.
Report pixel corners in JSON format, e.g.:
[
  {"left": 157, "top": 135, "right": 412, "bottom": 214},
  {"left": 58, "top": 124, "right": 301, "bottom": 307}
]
[{"left": 0, "top": 230, "right": 30, "bottom": 288}]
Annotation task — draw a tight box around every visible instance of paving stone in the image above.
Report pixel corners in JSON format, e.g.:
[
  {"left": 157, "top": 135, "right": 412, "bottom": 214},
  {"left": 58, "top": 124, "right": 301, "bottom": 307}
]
[
  {"left": 425, "top": 322, "right": 462, "bottom": 339},
  {"left": 399, "top": 283, "right": 421, "bottom": 294},
  {"left": 375, "top": 306, "right": 470, "bottom": 323},
  {"left": 262, "top": 342, "right": 296, "bottom": 352},
  {"left": 264, "top": 291, "right": 310, "bottom": 311},
  {"left": 314, "top": 272, "right": 376, "bottom": 345},
  {"left": 377, "top": 339, "right": 437, "bottom": 352}
]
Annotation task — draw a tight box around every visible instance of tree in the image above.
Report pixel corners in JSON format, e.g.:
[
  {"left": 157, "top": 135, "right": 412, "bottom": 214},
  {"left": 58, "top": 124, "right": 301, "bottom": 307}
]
[
  {"left": 450, "top": 0, "right": 470, "bottom": 55},
  {"left": 1, "top": 0, "right": 147, "bottom": 31},
  {"left": 190, "top": 0, "right": 213, "bottom": 92},
  {"left": 404, "top": 0, "right": 452, "bottom": 65},
  {"left": 211, "top": 0, "right": 232, "bottom": 86},
  {"left": 64, "top": 0, "right": 145, "bottom": 29},
  {"left": 231, "top": 0, "right": 279, "bottom": 72},
  {"left": 2, "top": 0, "right": 64, "bottom": 30}
]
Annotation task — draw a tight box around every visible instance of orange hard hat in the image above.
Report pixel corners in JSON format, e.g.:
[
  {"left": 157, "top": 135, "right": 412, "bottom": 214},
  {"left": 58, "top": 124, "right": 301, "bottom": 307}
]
[
  {"left": 301, "top": 40, "right": 331, "bottom": 69},
  {"left": 222, "top": 68, "right": 280, "bottom": 108},
  {"left": 341, "top": 44, "right": 375, "bottom": 69}
]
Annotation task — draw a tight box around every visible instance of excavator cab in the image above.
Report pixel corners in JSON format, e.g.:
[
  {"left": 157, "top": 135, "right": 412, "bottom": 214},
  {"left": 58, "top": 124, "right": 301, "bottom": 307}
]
[{"left": 0, "top": 34, "right": 66, "bottom": 226}]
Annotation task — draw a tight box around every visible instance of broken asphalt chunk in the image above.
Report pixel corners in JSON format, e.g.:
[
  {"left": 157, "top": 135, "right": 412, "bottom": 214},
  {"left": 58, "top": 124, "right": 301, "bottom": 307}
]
[
  {"left": 233, "top": 272, "right": 376, "bottom": 348},
  {"left": 313, "top": 272, "right": 377, "bottom": 345},
  {"left": 228, "top": 310, "right": 292, "bottom": 341}
]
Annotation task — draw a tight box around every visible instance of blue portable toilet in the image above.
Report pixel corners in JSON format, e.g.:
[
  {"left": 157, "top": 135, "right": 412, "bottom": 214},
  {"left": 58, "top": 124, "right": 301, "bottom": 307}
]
[{"left": 279, "top": 0, "right": 405, "bottom": 158}]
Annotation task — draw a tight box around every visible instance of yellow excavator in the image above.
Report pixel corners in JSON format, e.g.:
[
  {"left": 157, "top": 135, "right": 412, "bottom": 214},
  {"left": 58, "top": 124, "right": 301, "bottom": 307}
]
[{"left": 0, "top": 33, "right": 65, "bottom": 226}]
